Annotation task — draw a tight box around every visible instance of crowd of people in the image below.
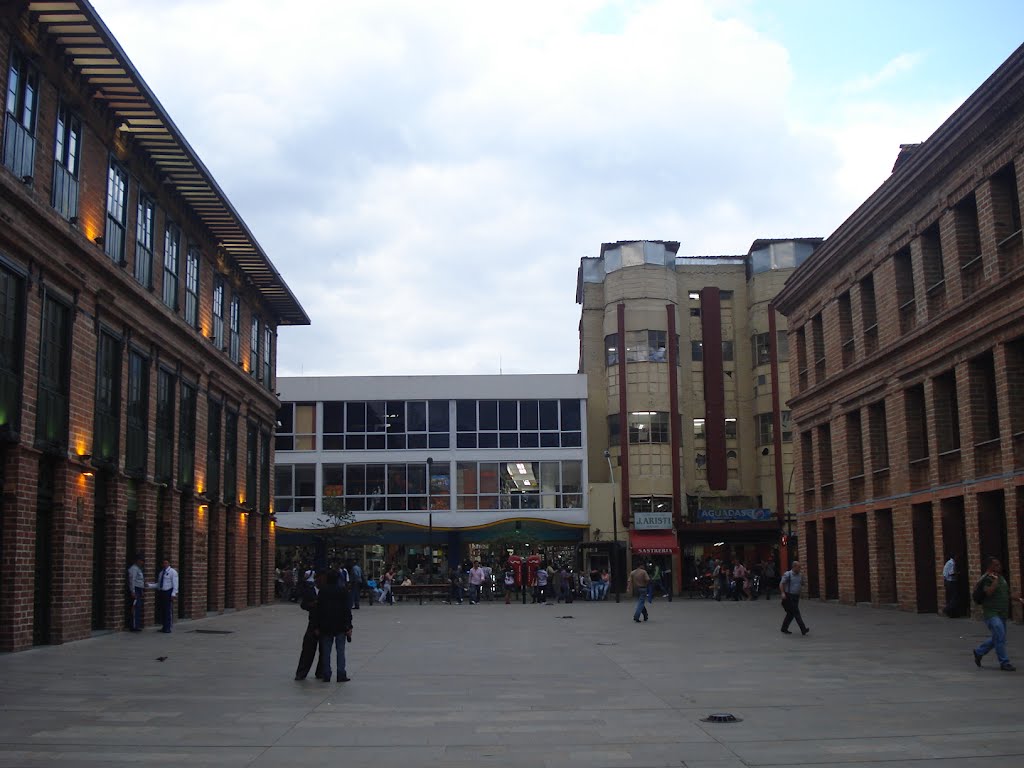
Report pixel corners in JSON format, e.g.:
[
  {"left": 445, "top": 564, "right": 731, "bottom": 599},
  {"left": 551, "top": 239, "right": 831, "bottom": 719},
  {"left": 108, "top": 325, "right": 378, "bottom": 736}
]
[{"left": 691, "top": 556, "right": 778, "bottom": 601}]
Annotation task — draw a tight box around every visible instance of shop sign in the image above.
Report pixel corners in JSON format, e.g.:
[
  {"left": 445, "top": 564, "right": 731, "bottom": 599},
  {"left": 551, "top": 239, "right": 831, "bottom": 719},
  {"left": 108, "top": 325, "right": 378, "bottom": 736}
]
[
  {"left": 697, "top": 507, "right": 773, "bottom": 522},
  {"left": 633, "top": 511, "right": 673, "bottom": 530}
]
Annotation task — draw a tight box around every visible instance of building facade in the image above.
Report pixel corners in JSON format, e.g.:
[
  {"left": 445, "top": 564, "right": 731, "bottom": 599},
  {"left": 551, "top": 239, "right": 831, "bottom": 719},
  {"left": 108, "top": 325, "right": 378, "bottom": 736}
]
[
  {"left": 774, "top": 44, "right": 1024, "bottom": 617},
  {"left": 577, "top": 239, "right": 818, "bottom": 590},
  {"left": 0, "top": 2, "right": 308, "bottom": 650},
  {"left": 273, "top": 375, "right": 588, "bottom": 576}
]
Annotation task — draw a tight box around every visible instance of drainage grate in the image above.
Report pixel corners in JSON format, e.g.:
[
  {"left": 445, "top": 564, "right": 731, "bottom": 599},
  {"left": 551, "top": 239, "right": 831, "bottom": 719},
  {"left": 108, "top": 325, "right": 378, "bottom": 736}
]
[
  {"left": 190, "top": 629, "right": 234, "bottom": 635},
  {"left": 702, "top": 712, "right": 741, "bottom": 723}
]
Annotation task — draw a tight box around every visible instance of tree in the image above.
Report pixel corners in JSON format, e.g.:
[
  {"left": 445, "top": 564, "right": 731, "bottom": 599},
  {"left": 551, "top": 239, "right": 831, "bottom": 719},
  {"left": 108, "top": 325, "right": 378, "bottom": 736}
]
[{"left": 314, "top": 492, "right": 355, "bottom": 562}]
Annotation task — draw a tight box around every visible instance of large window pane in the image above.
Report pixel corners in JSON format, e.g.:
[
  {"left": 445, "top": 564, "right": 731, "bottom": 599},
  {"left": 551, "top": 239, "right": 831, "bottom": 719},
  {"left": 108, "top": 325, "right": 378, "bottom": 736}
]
[
  {"left": 479, "top": 400, "right": 497, "bottom": 430},
  {"left": 539, "top": 400, "right": 558, "bottom": 430},
  {"left": 560, "top": 400, "right": 581, "bottom": 431},
  {"left": 407, "top": 401, "right": 426, "bottom": 432},
  {"left": 428, "top": 400, "right": 449, "bottom": 432},
  {"left": 456, "top": 400, "right": 476, "bottom": 431}
]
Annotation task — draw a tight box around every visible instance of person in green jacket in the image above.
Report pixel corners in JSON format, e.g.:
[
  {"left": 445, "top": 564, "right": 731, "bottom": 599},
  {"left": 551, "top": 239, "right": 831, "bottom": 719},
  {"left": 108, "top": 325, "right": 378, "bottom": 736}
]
[{"left": 972, "top": 557, "right": 1020, "bottom": 671}]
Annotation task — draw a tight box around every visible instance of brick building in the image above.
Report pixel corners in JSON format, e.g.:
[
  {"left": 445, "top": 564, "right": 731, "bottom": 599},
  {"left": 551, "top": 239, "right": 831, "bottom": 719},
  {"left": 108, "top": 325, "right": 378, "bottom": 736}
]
[
  {"left": 577, "top": 239, "right": 819, "bottom": 591},
  {"left": 774, "top": 44, "right": 1024, "bottom": 617},
  {"left": 0, "top": 2, "right": 308, "bottom": 650}
]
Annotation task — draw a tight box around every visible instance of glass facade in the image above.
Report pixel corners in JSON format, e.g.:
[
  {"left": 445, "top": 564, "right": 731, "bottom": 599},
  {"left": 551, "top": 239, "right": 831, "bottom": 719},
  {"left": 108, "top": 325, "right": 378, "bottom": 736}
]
[
  {"left": 456, "top": 460, "right": 582, "bottom": 510},
  {"left": 455, "top": 399, "right": 580, "bottom": 449}
]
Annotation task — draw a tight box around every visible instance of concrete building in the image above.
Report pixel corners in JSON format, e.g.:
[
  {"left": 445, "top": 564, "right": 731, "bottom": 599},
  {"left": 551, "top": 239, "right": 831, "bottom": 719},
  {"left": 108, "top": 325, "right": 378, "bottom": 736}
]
[
  {"left": 273, "top": 375, "right": 588, "bottom": 577},
  {"left": 0, "top": 1, "right": 307, "bottom": 650},
  {"left": 577, "top": 239, "right": 819, "bottom": 590},
  {"left": 774, "top": 44, "right": 1024, "bottom": 616}
]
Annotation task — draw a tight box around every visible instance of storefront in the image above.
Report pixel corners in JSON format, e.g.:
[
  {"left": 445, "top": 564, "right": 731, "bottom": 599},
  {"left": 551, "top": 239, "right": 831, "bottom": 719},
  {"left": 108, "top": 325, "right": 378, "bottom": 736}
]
[
  {"left": 628, "top": 509, "right": 680, "bottom": 595},
  {"left": 679, "top": 507, "right": 780, "bottom": 587}
]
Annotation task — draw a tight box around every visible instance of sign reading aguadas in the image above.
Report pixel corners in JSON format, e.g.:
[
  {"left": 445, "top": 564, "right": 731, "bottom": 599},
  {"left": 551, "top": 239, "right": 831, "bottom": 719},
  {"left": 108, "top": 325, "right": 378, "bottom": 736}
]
[{"left": 696, "top": 508, "right": 773, "bottom": 522}]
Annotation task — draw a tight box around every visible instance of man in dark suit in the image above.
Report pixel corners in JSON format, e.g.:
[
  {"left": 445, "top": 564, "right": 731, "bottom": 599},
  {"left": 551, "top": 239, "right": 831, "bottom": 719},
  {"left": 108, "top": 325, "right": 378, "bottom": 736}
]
[
  {"left": 294, "top": 570, "right": 325, "bottom": 681},
  {"left": 316, "top": 568, "right": 354, "bottom": 682}
]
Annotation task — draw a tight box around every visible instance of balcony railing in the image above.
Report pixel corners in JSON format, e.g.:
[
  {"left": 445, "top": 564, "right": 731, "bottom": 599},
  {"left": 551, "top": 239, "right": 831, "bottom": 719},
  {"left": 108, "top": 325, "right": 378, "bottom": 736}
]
[
  {"left": 52, "top": 162, "right": 78, "bottom": 220},
  {"left": 998, "top": 230, "right": 1023, "bottom": 275},
  {"left": 974, "top": 438, "right": 1002, "bottom": 478},
  {"left": 848, "top": 473, "right": 865, "bottom": 504},
  {"left": 872, "top": 466, "right": 890, "bottom": 498},
  {"left": 909, "top": 456, "right": 930, "bottom": 491},
  {"left": 926, "top": 279, "right": 946, "bottom": 315},
  {"left": 937, "top": 448, "right": 961, "bottom": 485},
  {"left": 961, "top": 255, "right": 984, "bottom": 297}
]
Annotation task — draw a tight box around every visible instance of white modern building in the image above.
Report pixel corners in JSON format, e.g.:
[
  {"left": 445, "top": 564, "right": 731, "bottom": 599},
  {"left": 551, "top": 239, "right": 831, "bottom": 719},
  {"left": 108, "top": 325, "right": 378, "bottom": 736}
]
[{"left": 273, "top": 375, "right": 589, "bottom": 573}]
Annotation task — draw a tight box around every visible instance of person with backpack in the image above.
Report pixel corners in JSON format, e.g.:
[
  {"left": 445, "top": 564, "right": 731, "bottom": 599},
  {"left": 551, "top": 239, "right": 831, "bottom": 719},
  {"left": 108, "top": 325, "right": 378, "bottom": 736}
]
[{"left": 972, "top": 557, "right": 1022, "bottom": 671}]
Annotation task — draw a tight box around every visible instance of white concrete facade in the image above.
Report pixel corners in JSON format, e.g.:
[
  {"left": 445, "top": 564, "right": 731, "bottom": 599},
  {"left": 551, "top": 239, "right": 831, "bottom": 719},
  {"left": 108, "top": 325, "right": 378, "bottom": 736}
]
[{"left": 274, "top": 374, "right": 589, "bottom": 536}]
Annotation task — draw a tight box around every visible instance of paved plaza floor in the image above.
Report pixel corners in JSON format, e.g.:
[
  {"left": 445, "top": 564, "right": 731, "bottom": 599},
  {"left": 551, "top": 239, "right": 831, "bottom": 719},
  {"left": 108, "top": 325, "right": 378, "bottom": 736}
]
[{"left": 0, "top": 593, "right": 1022, "bottom": 767}]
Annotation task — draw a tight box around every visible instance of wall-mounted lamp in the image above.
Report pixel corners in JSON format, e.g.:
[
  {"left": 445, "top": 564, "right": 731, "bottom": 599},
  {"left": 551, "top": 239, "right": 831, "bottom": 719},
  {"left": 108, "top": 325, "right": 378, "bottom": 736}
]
[
  {"left": 198, "top": 503, "right": 209, "bottom": 511},
  {"left": 69, "top": 216, "right": 79, "bottom": 226},
  {"left": 77, "top": 453, "right": 92, "bottom": 462},
  {"left": 94, "top": 236, "right": 104, "bottom": 246},
  {"left": 21, "top": 175, "right": 33, "bottom": 184},
  {"left": 81, "top": 469, "right": 94, "bottom": 478}
]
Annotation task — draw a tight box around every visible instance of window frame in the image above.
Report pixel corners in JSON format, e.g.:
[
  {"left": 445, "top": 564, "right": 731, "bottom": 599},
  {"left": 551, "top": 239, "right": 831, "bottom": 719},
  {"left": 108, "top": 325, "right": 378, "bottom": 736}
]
[{"left": 104, "top": 157, "right": 129, "bottom": 264}]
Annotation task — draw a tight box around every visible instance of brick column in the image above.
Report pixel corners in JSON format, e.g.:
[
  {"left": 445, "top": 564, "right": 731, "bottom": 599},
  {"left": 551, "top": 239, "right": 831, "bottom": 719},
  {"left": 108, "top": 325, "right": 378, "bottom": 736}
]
[
  {"left": 835, "top": 511, "right": 854, "bottom": 604},
  {"left": 106, "top": 474, "right": 128, "bottom": 631},
  {"left": 892, "top": 502, "right": 916, "bottom": 612},
  {"left": 0, "top": 448, "right": 39, "bottom": 651}
]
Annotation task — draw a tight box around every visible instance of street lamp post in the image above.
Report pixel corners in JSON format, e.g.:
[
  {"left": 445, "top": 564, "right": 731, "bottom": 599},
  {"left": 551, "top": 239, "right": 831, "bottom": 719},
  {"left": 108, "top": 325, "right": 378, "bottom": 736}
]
[
  {"left": 426, "top": 457, "right": 433, "bottom": 584},
  {"left": 605, "top": 450, "right": 621, "bottom": 603}
]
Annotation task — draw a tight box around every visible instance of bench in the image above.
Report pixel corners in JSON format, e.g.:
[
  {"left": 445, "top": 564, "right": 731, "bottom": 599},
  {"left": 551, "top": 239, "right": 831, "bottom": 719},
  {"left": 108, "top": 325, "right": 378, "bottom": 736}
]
[{"left": 390, "top": 584, "right": 451, "bottom": 605}]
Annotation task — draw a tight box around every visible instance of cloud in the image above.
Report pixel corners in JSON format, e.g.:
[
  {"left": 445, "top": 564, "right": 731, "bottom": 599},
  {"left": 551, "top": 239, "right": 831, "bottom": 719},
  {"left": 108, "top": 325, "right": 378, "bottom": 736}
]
[
  {"left": 843, "top": 52, "right": 923, "bottom": 94},
  {"left": 88, "top": 0, "right": 945, "bottom": 377}
]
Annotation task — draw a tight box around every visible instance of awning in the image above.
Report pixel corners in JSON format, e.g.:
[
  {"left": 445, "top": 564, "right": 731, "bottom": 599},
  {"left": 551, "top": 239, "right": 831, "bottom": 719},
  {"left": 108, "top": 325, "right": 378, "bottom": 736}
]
[{"left": 630, "top": 531, "right": 679, "bottom": 555}]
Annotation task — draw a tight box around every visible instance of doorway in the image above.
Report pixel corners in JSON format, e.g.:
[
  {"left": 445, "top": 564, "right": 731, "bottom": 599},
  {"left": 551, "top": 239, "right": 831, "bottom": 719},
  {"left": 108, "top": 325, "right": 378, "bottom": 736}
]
[
  {"left": 822, "top": 517, "right": 839, "bottom": 600},
  {"left": 33, "top": 458, "right": 56, "bottom": 645},
  {"left": 940, "top": 496, "right": 967, "bottom": 616},
  {"left": 977, "top": 490, "right": 1009, "bottom": 586},
  {"left": 873, "top": 509, "right": 897, "bottom": 603},
  {"left": 851, "top": 513, "right": 871, "bottom": 603},
  {"left": 804, "top": 520, "right": 819, "bottom": 598},
  {"left": 912, "top": 502, "right": 938, "bottom": 613},
  {"left": 91, "top": 472, "right": 109, "bottom": 630}
]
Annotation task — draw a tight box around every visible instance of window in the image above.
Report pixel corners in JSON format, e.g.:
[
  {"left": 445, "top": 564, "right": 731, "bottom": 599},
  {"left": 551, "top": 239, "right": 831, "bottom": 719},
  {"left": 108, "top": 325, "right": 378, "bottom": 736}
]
[
  {"left": 229, "top": 293, "right": 240, "bottom": 364},
  {"left": 725, "top": 417, "right": 737, "bottom": 439},
  {"left": 933, "top": 370, "right": 960, "bottom": 453},
  {"left": 3, "top": 49, "right": 38, "bottom": 179},
  {"left": 184, "top": 247, "right": 199, "bottom": 328},
  {"left": 992, "top": 163, "right": 1024, "bottom": 274},
  {"left": 324, "top": 400, "right": 449, "bottom": 451},
  {"left": 104, "top": 159, "right": 128, "bottom": 264},
  {"left": 260, "top": 430, "right": 271, "bottom": 515},
  {"left": 722, "top": 341, "right": 734, "bottom": 362},
  {"left": 0, "top": 264, "right": 25, "bottom": 433},
  {"left": 212, "top": 277, "right": 225, "bottom": 351},
  {"left": 625, "top": 330, "right": 668, "bottom": 362},
  {"left": 207, "top": 398, "right": 222, "bottom": 502},
  {"left": 920, "top": 222, "right": 946, "bottom": 303},
  {"left": 263, "top": 325, "right": 272, "bottom": 388},
  {"left": 811, "top": 312, "right": 825, "bottom": 382},
  {"left": 796, "top": 326, "right": 808, "bottom": 389},
  {"left": 275, "top": 402, "right": 315, "bottom": 451},
  {"left": 52, "top": 102, "right": 81, "bottom": 220},
  {"left": 224, "top": 410, "right": 238, "bottom": 505},
  {"left": 894, "top": 246, "right": 916, "bottom": 334},
  {"left": 274, "top": 464, "right": 316, "bottom": 514},
  {"left": 628, "top": 411, "right": 669, "bottom": 444},
  {"left": 154, "top": 368, "right": 175, "bottom": 483},
  {"left": 868, "top": 401, "right": 889, "bottom": 470},
  {"left": 955, "top": 194, "right": 984, "bottom": 297},
  {"left": 838, "top": 291, "right": 854, "bottom": 367},
  {"left": 604, "top": 333, "right": 619, "bottom": 366},
  {"left": 125, "top": 350, "right": 149, "bottom": 476},
  {"left": 693, "top": 418, "right": 705, "bottom": 440},
  {"left": 93, "top": 330, "right": 122, "bottom": 464},
  {"left": 607, "top": 413, "right": 620, "bottom": 442},
  {"left": 455, "top": 399, "right": 579, "bottom": 449},
  {"left": 860, "top": 273, "right": 878, "bottom": 355},
  {"left": 756, "top": 412, "right": 792, "bottom": 445},
  {"left": 456, "top": 460, "right": 581, "bottom": 511},
  {"left": 178, "top": 381, "right": 197, "bottom": 489},
  {"left": 752, "top": 333, "right": 771, "bottom": 366},
  {"left": 776, "top": 331, "right": 788, "bottom": 360},
  {"left": 134, "top": 193, "right": 155, "bottom": 288},
  {"left": 691, "top": 341, "right": 703, "bottom": 361},
  {"left": 904, "top": 384, "right": 928, "bottom": 462},
  {"left": 162, "top": 222, "right": 180, "bottom": 310},
  {"left": 846, "top": 411, "right": 864, "bottom": 477},
  {"left": 720, "top": 290, "right": 734, "bottom": 301},
  {"left": 250, "top": 315, "right": 260, "bottom": 379},
  {"left": 245, "top": 422, "right": 257, "bottom": 508},
  {"left": 35, "top": 294, "right": 71, "bottom": 450}
]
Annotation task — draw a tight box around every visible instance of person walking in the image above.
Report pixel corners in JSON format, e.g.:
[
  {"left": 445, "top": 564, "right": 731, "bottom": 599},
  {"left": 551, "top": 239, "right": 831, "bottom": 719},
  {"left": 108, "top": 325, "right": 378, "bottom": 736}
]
[
  {"left": 126, "top": 554, "right": 146, "bottom": 632},
  {"left": 349, "top": 559, "right": 363, "bottom": 610},
  {"left": 629, "top": 561, "right": 650, "bottom": 622},
  {"left": 972, "top": 557, "right": 1018, "bottom": 671},
  {"left": 154, "top": 558, "right": 179, "bottom": 633},
  {"left": 294, "top": 570, "right": 325, "bottom": 681},
  {"left": 503, "top": 564, "right": 516, "bottom": 604},
  {"left": 468, "top": 561, "right": 485, "bottom": 604},
  {"left": 780, "top": 560, "right": 809, "bottom": 635},
  {"left": 535, "top": 564, "right": 549, "bottom": 603},
  {"left": 316, "top": 569, "right": 353, "bottom": 682},
  {"left": 942, "top": 554, "right": 957, "bottom": 617}
]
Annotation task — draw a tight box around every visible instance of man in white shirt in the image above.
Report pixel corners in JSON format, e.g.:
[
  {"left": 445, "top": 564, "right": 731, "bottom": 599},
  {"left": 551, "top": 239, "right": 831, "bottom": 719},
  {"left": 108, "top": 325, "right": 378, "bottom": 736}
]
[
  {"left": 126, "top": 554, "right": 146, "bottom": 632},
  {"left": 156, "top": 558, "right": 179, "bottom": 633},
  {"left": 468, "top": 561, "right": 485, "bottom": 604},
  {"left": 942, "top": 554, "right": 958, "bottom": 617}
]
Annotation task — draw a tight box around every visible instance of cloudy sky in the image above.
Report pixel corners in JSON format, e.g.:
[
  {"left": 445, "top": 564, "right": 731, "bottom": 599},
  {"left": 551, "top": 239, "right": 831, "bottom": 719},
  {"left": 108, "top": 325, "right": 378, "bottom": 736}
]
[{"left": 90, "top": 0, "right": 1024, "bottom": 377}]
